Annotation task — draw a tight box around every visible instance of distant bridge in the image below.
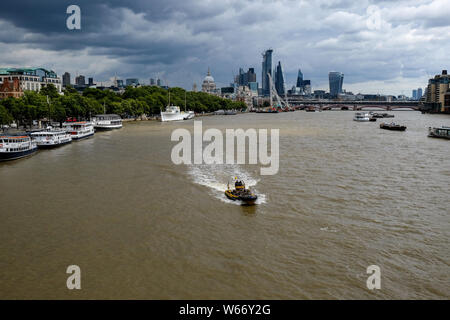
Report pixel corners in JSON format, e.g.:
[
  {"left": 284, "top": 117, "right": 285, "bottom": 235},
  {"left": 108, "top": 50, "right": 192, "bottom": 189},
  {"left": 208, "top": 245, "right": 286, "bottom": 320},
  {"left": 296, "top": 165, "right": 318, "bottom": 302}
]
[{"left": 286, "top": 99, "right": 421, "bottom": 111}]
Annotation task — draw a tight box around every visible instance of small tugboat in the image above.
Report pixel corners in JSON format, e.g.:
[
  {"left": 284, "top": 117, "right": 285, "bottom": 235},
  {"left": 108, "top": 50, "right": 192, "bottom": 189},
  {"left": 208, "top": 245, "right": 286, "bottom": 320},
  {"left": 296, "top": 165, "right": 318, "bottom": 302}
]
[
  {"left": 380, "top": 122, "right": 407, "bottom": 131},
  {"left": 225, "top": 179, "right": 258, "bottom": 205},
  {"left": 428, "top": 126, "right": 450, "bottom": 139},
  {"left": 0, "top": 134, "right": 38, "bottom": 161}
]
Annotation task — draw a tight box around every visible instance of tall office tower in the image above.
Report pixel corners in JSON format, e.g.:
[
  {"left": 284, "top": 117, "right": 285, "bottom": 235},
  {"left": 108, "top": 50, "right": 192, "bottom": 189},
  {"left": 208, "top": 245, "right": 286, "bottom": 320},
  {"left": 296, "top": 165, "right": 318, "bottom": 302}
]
[
  {"left": 150, "top": 78, "right": 156, "bottom": 86},
  {"left": 412, "top": 89, "right": 418, "bottom": 100},
  {"left": 296, "top": 69, "right": 304, "bottom": 88},
  {"left": 417, "top": 88, "right": 423, "bottom": 99},
  {"left": 157, "top": 79, "right": 161, "bottom": 86},
  {"left": 247, "top": 68, "right": 256, "bottom": 83},
  {"left": 261, "top": 49, "right": 273, "bottom": 96},
  {"left": 88, "top": 77, "right": 94, "bottom": 86},
  {"left": 274, "top": 61, "right": 285, "bottom": 96},
  {"left": 75, "top": 75, "right": 86, "bottom": 86},
  {"left": 62, "top": 72, "right": 71, "bottom": 87},
  {"left": 329, "top": 72, "right": 344, "bottom": 97},
  {"left": 236, "top": 68, "right": 257, "bottom": 87}
]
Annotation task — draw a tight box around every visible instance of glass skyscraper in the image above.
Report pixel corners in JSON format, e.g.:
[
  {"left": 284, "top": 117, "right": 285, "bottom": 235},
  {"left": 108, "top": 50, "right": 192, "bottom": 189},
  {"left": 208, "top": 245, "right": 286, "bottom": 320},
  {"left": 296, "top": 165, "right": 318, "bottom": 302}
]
[
  {"left": 329, "top": 72, "right": 344, "bottom": 97},
  {"left": 296, "top": 69, "right": 304, "bottom": 88},
  {"left": 275, "top": 61, "right": 285, "bottom": 96},
  {"left": 261, "top": 49, "right": 273, "bottom": 96}
]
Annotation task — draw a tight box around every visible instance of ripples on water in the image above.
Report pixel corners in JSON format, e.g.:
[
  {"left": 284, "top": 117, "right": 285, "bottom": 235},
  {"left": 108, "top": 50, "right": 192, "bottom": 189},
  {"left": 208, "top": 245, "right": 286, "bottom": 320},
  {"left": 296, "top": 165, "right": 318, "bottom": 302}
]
[{"left": 0, "top": 111, "right": 448, "bottom": 299}]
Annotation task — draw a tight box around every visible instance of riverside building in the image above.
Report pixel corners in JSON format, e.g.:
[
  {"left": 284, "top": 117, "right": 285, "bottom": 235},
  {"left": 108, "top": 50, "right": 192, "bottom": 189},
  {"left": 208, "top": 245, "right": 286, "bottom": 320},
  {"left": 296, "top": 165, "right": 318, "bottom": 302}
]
[
  {"left": 425, "top": 70, "right": 450, "bottom": 113},
  {"left": 0, "top": 67, "right": 62, "bottom": 99}
]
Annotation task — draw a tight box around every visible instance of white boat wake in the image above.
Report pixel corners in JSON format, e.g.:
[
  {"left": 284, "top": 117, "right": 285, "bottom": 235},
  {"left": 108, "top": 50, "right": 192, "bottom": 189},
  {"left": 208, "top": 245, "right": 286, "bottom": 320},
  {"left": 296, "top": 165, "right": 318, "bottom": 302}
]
[{"left": 187, "top": 164, "right": 267, "bottom": 205}]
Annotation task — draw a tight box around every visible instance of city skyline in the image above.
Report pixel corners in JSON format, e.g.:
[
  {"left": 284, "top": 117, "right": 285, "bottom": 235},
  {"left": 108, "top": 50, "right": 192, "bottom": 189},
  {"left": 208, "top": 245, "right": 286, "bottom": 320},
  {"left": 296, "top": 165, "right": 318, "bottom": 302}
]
[{"left": 0, "top": 1, "right": 449, "bottom": 94}]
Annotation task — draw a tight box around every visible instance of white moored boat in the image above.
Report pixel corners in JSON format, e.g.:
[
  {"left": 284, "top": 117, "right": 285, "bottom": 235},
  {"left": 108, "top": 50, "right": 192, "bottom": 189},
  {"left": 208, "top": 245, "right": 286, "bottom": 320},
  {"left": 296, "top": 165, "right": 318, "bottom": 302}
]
[
  {"left": 0, "top": 135, "right": 38, "bottom": 161},
  {"left": 93, "top": 114, "right": 123, "bottom": 130},
  {"left": 353, "top": 112, "right": 371, "bottom": 122},
  {"left": 160, "top": 90, "right": 195, "bottom": 122},
  {"left": 161, "top": 106, "right": 185, "bottom": 122},
  {"left": 31, "top": 129, "right": 72, "bottom": 148},
  {"left": 63, "top": 122, "right": 95, "bottom": 140}
]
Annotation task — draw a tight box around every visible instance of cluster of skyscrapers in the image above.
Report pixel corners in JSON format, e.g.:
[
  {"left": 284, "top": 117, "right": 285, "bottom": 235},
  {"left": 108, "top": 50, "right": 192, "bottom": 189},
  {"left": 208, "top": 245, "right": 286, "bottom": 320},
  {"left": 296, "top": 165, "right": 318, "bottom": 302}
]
[
  {"left": 412, "top": 88, "right": 423, "bottom": 100},
  {"left": 236, "top": 49, "right": 339, "bottom": 99},
  {"left": 62, "top": 72, "right": 95, "bottom": 89}
]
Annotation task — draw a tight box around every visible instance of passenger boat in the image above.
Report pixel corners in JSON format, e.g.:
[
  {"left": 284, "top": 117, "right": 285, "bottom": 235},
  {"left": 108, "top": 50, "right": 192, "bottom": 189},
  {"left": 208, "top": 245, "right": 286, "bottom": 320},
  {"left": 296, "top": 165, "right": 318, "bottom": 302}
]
[
  {"left": 380, "top": 122, "right": 407, "bottom": 131},
  {"left": 63, "top": 122, "right": 95, "bottom": 140},
  {"left": 353, "top": 112, "right": 371, "bottom": 122},
  {"left": 93, "top": 114, "right": 122, "bottom": 130},
  {"left": 225, "top": 179, "right": 258, "bottom": 205},
  {"left": 0, "top": 134, "right": 38, "bottom": 161},
  {"left": 30, "top": 128, "right": 72, "bottom": 148},
  {"left": 428, "top": 126, "right": 450, "bottom": 139}
]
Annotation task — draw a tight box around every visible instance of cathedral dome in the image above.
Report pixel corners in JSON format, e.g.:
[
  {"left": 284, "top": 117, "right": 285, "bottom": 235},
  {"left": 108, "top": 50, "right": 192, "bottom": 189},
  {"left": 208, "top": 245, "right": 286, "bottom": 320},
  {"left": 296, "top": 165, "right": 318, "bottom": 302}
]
[
  {"left": 201, "top": 68, "right": 216, "bottom": 94},
  {"left": 203, "top": 68, "right": 214, "bottom": 83}
]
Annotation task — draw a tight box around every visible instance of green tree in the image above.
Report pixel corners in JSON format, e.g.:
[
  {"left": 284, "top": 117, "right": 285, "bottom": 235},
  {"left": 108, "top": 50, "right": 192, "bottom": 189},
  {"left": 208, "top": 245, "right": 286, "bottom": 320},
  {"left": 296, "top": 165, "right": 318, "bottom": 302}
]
[{"left": 0, "top": 105, "right": 13, "bottom": 127}]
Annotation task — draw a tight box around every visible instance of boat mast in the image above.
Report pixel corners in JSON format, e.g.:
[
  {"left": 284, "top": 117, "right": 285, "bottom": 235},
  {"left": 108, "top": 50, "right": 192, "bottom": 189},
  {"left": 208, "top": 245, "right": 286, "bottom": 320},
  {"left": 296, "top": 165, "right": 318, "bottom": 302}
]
[{"left": 46, "top": 95, "right": 51, "bottom": 125}]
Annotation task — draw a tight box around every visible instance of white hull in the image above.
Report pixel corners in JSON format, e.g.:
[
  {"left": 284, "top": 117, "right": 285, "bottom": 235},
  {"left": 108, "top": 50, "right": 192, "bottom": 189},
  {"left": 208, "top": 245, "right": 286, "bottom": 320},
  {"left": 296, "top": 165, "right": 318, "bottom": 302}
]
[
  {"left": 71, "top": 131, "right": 95, "bottom": 140},
  {"left": 94, "top": 123, "right": 123, "bottom": 130},
  {"left": 161, "top": 112, "right": 185, "bottom": 122}
]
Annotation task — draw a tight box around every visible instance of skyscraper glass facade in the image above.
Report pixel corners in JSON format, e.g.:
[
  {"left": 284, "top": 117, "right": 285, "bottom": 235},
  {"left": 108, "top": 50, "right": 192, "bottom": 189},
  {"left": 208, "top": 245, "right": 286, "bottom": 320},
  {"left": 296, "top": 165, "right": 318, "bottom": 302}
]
[
  {"left": 296, "top": 69, "right": 304, "bottom": 88},
  {"left": 261, "top": 49, "right": 273, "bottom": 96},
  {"left": 329, "top": 72, "right": 344, "bottom": 97},
  {"left": 275, "top": 61, "right": 285, "bottom": 95}
]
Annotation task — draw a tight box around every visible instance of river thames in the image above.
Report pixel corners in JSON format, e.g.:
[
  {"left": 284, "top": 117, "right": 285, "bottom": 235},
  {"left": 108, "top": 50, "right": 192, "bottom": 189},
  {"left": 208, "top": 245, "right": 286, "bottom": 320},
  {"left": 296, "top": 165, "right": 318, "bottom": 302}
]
[{"left": 0, "top": 111, "right": 448, "bottom": 299}]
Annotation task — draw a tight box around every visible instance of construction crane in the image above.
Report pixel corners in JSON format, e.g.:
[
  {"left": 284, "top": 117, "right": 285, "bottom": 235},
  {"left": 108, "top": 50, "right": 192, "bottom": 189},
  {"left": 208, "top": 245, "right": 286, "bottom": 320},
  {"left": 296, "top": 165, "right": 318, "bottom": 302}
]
[{"left": 267, "top": 73, "right": 288, "bottom": 108}]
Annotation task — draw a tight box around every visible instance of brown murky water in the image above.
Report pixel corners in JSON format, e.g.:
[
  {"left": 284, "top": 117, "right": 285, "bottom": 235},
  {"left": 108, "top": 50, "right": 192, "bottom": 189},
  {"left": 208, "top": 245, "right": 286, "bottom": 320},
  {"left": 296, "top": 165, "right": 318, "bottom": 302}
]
[{"left": 0, "top": 111, "right": 449, "bottom": 299}]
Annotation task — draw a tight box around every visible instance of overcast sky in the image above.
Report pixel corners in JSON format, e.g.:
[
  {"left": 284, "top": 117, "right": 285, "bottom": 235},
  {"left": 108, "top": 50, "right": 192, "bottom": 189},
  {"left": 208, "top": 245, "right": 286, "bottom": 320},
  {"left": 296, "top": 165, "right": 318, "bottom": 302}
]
[{"left": 0, "top": 0, "right": 449, "bottom": 95}]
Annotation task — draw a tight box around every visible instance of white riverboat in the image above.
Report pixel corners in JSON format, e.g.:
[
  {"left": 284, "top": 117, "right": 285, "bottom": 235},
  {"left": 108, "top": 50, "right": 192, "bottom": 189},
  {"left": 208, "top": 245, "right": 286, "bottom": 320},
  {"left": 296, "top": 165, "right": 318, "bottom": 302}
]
[
  {"left": 30, "top": 129, "right": 72, "bottom": 148},
  {"left": 428, "top": 126, "right": 450, "bottom": 139},
  {"left": 63, "top": 122, "right": 95, "bottom": 140},
  {"left": 353, "top": 112, "right": 371, "bottom": 122},
  {"left": 93, "top": 114, "right": 123, "bottom": 130},
  {"left": 161, "top": 106, "right": 185, "bottom": 122},
  {"left": 0, "top": 135, "right": 38, "bottom": 161}
]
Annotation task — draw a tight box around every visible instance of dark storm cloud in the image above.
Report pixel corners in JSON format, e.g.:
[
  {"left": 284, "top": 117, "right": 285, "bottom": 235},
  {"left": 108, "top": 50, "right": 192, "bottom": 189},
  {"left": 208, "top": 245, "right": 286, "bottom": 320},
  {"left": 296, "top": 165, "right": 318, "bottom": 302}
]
[{"left": 0, "top": 0, "right": 449, "bottom": 92}]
